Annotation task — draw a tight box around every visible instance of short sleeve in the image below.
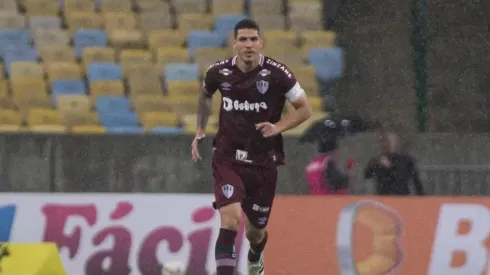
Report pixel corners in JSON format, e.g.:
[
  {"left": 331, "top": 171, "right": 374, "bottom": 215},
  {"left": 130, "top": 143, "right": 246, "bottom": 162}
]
[
  {"left": 202, "top": 65, "right": 219, "bottom": 95},
  {"left": 274, "top": 64, "right": 305, "bottom": 103}
]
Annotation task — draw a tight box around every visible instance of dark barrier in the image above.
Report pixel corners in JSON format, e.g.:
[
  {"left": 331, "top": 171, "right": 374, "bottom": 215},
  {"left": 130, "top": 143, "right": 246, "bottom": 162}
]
[{"left": 1, "top": 133, "right": 490, "bottom": 195}]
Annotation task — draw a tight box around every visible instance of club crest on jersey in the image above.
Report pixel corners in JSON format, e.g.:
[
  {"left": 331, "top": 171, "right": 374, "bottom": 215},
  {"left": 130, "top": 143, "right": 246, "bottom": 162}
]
[
  {"left": 256, "top": 80, "right": 269, "bottom": 94},
  {"left": 219, "top": 68, "right": 232, "bottom": 76},
  {"left": 222, "top": 184, "right": 234, "bottom": 199}
]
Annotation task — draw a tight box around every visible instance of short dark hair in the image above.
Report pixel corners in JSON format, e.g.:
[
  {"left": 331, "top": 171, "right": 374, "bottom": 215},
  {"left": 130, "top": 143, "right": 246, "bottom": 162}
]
[{"left": 233, "top": 18, "right": 260, "bottom": 38}]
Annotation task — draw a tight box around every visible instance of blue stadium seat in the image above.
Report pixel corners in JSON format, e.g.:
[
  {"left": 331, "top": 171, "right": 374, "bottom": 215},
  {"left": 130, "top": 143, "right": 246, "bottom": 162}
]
[
  {"left": 0, "top": 29, "right": 30, "bottom": 48},
  {"left": 95, "top": 96, "right": 130, "bottom": 114},
  {"left": 73, "top": 29, "right": 108, "bottom": 58},
  {"left": 187, "top": 31, "right": 223, "bottom": 56},
  {"left": 3, "top": 47, "right": 38, "bottom": 75},
  {"left": 106, "top": 126, "right": 145, "bottom": 134},
  {"left": 51, "top": 80, "right": 86, "bottom": 99},
  {"left": 214, "top": 14, "right": 248, "bottom": 44},
  {"left": 87, "top": 62, "right": 122, "bottom": 82},
  {"left": 152, "top": 127, "right": 185, "bottom": 135},
  {"left": 308, "top": 47, "right": 345, "bottom": 81},
  {"left": 164, "top": 63, "right": 199, "bottom": 82},
  {"left": 98, "top": 112, "right": 140, "bottom": 128}
]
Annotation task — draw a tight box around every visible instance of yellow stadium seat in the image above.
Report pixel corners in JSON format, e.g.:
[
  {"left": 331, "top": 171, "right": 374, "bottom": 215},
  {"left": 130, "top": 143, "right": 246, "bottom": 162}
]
[
  {"left": 132, "top": 95, "right": 173, "bottom": 113},
  {"left": 166, "top": 81, "right": 200, "bottom": 97},
  {"left": 40, "top": 47, "right": 76, "bottom": 64},
  {"left": 34, "top": 29, "right": 70, "bottom": 48},
  {"left": 100, "top": 0, "right": 131, "bottom": 12},
  {"left": 104, "top": 12, "right": 137, "bottom": 31},
  {"left": 0, "top": 78, "right": 8, "bottom": 95},
  {"left": 57, "top": 95, "right": 98, "bottom": 127},
  {"left": 109, "top": 29, "right": 145, "bottom": 53},
  {"left": 288, "top": 2, "right": 322, "bottom": 31},
  {"left": 0, "top": 12, "right": 25, "bottom": 28},
  {"left": 173, "top": 0, "right": 206, "bottom": 14},
  {"left": 0, "top": 94, "right": 16, "bottom": 110},
  {"left": 120, "top": 49, "right": 152, "bottom": 76},
  {"left": 294, "top": 65, "right": 319, "bottom": 96},
  {"left": 64, "top": 0, "right": 94, "bottom": 14},
  {"left": 301, "top": 30, "right": 336, "bottom": 48},
  {"left": 263, "top": 31, "right": 298, "bottom": 47},
  {"left": 11, "top": 78, "right": 51, "bottom": 111},
  {"left": 27, "top": 108, "right": 62, "bottom": 126},
  {"left": 82, "top": 47, "right": 116, "bottom": 72},
  {"left": 89, "top": 80, "right": 125, "bottom": 100},
  {"left": 71, "top": 124, "right": 105, "bottom": 134},
  {"left": 10, "top": 62, "right": 44, "bottom": 80},
  {"left": 253, "top": 14, "right": 286, "bottom": 31},
  {"left": 0, "top": 109, "right": 22, "bottom": 126},
  {"left": 250, "top": 0, "right": 283, "bottom": 16},
  {"left": 127, "top": 67, "right": 163, "bottom": 95},
  {"left": 194, "top": 48, "right": 228, "bottom": 74},
  {"left": 211, "top": 94, "right": 221, "bottom": 114},
  {"left": 26, "top": 0, "right": 59, "bottom": 16},
  {"left": 29, "top": 125, "right": 67, "bottom": 133},
  {"left": 155, "top": 47, "right": 189, "bottom": 66},
  {"left": 46, "top": 62, "right": 82, "bottom": 81},
  {"left": 262, "top": 45, "right": 304, "bottom": 65},
  {"left": 138, "top": 12, "right": 173, "bottom": 34},
  {"left": 308, "top": 97, "right": 324, "bottom": 112},
  {"left": 148, "top": 30, "right": 186, "bottom": 51},
  {"left": 167, "top": 95, "right": 197, "bottom": 116},
  {"left": 0, "top": 0, "right": 18, "bottom": 12},
  {"left": 137, "top": 1, "right": 171, "bottom": 13},
  {"left": 0, "top": 125, "right": 22, "bottom": 132},
  {"left": 66, "top": 12, "right": 103, "bottom": 34},
  {"left": 181, "top": 113, "right": 218, "bottom": 134},
  {"left": 141, "top": 111, "right": 180, "bottom": 129},
  {"left": 178, "top": 13, "right": 213, "bottom": 34},
  {"left": 212, "top": 0, "right": 243, "bottom": 15}
]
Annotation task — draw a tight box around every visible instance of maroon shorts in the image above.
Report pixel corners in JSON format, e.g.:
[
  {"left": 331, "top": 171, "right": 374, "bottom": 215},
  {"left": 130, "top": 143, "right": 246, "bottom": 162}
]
[{"left": 212, "top": 157, "right": 278, "bottom": 229}]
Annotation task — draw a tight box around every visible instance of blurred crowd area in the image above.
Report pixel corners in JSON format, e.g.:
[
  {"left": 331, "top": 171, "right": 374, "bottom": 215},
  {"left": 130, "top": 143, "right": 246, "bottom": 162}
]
[{"left": 0, "top": 0, "right": 339, "bottom": 135}]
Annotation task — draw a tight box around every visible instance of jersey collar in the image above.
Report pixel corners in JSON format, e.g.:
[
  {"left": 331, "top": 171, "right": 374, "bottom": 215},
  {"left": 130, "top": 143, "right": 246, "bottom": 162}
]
[{"left": 231, "top": 54, "right": 265, "bottom": 67}]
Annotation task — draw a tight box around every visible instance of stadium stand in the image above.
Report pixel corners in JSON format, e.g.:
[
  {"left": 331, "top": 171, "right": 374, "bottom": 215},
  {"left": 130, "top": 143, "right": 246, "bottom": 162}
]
[{"left": 0, "top": 0, "right": 343, "bottom": 135}]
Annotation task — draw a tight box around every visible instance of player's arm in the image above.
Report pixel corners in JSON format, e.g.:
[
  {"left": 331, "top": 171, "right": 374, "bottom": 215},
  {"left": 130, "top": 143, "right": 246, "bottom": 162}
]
[
  {"left": 274, "top": 82, "right": 312, "bottom": 133},
  {"left": 196, "top": 87, "right": 213, "bottom": 134},
  {"left": 196, "top": 66, "right": 218, "bottom": 135}
]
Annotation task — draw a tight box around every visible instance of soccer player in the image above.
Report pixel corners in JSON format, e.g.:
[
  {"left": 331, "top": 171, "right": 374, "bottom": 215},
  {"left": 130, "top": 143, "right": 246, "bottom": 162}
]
[{"left": 191, "top": 19, "right": 312, "bottom": 275}]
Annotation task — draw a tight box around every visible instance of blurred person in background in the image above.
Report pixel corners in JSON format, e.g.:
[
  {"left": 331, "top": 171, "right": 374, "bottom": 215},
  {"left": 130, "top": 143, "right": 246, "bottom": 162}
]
[
  {"left": 301, "top": 115, "right": 373, "bottom": 195},
  {"left": 364, "top": 131, "right": 425, "bottom": 196}
]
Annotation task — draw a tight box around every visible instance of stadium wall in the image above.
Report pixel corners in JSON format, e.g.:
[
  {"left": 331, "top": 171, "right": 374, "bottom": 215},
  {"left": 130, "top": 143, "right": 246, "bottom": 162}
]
[{"left": 1, "top": 133, "right": 490, "bottom": 195}]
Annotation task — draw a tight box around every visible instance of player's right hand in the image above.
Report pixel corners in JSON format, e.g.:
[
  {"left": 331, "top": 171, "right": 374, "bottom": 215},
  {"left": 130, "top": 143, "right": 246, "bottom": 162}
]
[{"left": 191, "top": 132, "right": 205, "bottom": 162}]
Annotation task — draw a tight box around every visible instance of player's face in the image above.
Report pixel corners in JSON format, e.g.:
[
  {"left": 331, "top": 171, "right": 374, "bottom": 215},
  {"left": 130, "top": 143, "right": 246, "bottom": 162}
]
[{"left": 233, "top": 29, "right": 263, "bottom": 64}]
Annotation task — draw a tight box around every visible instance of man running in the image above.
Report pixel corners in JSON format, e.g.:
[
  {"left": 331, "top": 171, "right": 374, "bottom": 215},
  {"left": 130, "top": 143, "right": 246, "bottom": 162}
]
[{"left": 191, "top": 19, "right": 312, "bottom": 275}]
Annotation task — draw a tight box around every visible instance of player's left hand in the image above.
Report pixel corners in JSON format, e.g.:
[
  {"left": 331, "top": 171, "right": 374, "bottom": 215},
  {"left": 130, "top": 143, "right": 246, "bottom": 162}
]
[{"left": 256, "top": 122, "right": 280, "bottom": 138}]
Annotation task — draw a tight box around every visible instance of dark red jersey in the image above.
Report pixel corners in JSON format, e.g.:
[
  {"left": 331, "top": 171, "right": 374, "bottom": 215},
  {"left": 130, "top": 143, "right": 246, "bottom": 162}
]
[{"left": 203, "top": 54, "right": 305, "bottom": 167}]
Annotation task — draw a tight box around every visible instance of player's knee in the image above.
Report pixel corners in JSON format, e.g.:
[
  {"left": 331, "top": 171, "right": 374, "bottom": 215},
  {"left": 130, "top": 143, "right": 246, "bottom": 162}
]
[
  {"left": 219, "top": 203, "right": 242, "bottom": 231},
  {"left": 246, "top": 228, "right": 265, "bottom": 244}
]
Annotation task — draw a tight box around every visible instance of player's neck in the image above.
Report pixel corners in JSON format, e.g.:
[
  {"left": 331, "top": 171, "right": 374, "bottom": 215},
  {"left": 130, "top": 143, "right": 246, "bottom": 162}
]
[{"left": 236, "top": 57, "right": 260, "bottom": 73}]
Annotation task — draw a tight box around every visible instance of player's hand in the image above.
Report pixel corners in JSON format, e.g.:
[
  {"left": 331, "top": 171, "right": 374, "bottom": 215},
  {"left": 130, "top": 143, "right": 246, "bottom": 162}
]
[
  {"left": 256, "top": 122, "right": 280, "bottom": 138},
  {"left": 191, "top": 131, "right": 205, "bottom": 162}
]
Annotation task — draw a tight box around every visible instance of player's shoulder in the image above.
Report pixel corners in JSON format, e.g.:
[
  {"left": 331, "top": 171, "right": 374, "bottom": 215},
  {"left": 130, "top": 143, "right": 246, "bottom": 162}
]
[
  {"left": 263, "top": 56, "right": 295, "bottom": 79},
  {"left": 205, "top": 57, "right": 234, "bottom": 75}
]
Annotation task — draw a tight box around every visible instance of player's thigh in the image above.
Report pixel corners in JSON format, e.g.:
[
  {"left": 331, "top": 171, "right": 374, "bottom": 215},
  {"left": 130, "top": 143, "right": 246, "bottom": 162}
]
[
  {"left": 241, "top": 165, "right": 278, "bottom": 229},
  {"left": 212, "top": 158, "right": 246, "bottom": 211}
]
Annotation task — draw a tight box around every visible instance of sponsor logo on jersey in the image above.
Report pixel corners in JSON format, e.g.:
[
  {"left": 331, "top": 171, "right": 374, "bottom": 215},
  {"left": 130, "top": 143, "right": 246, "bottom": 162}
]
[
  {"left": 235, "top": 150, "right": 252, "bottom": 163},
  {"left": 252, "top": 204, "right": 270, "bottom": 213},
  {"left": 266, "top": 59, "right": 292, "bottom": 78},
  {"left": 219, "top": 68, "right": 233, "bottom": 76},
  {"left": 259, "top": 69, "right": 271, "bottom": 77},
  {"left": 222, "top": 97, "right": 268, "bottom": 112}
]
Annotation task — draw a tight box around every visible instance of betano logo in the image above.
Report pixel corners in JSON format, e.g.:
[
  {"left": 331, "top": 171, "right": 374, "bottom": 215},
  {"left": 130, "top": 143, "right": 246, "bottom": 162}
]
[
  {"left": 0, "top": 205, "right": 16, "bottom": 242},
  {"left": 428, "top": 204, "right": 490, "bottom": 275},
  {"left": 336, "top": 201, "right": 403, "bottom": 275}
]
